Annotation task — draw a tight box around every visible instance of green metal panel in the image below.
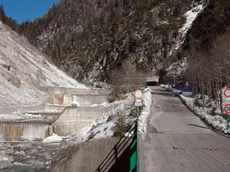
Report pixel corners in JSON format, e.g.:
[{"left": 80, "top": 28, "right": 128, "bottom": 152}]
[
  {"left": 129, "top": 151, "right": 137, "bottom": 172},
  {"left": 130, "top": 139, "right": 137, "bottom": 150}
]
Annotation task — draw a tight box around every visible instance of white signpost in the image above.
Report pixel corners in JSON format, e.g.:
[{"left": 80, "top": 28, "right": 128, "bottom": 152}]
[
  {"left": 134, "top": 89, "right": 143, "bottom": 107},
  {"left": 135, "top": 99, "right": 143, "bottom": 107}
]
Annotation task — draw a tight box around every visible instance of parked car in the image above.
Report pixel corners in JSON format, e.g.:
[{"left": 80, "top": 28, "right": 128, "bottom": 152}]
[
  {"left": 181, "top": 86, "right": 193, "bottom": 97},
  {"left": 171, "top": 84, "right": 184, "bottom": 95}
]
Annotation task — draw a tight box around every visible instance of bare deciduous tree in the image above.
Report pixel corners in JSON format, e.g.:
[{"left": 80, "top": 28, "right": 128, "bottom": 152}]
[
  {"left": 108, "top": 60, "right": 150, "bottom": 102},
  {"left": 186, "top": 30, "right": 230, "bottom": 113}
]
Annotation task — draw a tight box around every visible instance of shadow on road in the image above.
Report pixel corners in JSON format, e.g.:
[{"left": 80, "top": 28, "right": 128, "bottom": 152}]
[
  {"left": 188, "top": 124, "right": 210, "bottom": 130},
  {"left": 151, "top": 91, "right": 174, "bottom": 96},
  {"left": 151, "top": 88, "right": 168, "bottom": 92},
  {"left": 147, "top": 123, "right": 158, "bottom": 133}
]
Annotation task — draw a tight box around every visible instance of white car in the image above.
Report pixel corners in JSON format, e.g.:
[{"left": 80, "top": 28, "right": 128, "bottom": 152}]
[{"left": 160, "top": 84, "right": 166, "bottom": 88}]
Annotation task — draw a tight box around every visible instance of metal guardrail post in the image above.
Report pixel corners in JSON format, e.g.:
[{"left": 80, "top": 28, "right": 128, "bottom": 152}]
[
  {"left": 96, "top": 166, "right": 100, "bottom": 172},
  {"left": 114, "top": 145, "right": 118, "bottom": 161}
]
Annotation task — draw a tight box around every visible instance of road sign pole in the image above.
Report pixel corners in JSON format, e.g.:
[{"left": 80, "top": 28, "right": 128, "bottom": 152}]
[
  {"left": 135, "top": 106, "right": 140, "bottom": 172},
  {"left": 134, "top": 88, "right": 143, "bottom": 172}
]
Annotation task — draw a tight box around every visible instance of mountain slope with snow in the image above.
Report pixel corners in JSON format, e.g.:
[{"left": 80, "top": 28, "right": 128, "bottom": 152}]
[
  {"left": 19, "top": 0, "right": 203, "bottom": 81},
  {"left": 0, "top": 21, "right": 86, "bottom": 107},
  {"left": 169, "top": 4, "right": 203, "bottom": 56}
]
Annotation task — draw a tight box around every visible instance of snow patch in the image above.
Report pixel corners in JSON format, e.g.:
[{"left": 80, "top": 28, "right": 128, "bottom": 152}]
[
  {"left": 42, "top": 134, "right": 62, "bottom": 143},
  {"left": 169, "top": 4, "right": 204, "bottom": 56},
  {"left": 90, "top": 102, "right": 109, "bottom": 107},
  {"left": 177, "top": 5, "right": 203, "bottom": 46},
  {"left": 0, "top": 110, "right": 43, "bottom": 120}
]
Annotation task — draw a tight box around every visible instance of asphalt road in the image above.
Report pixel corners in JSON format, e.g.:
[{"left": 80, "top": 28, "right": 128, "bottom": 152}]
[{"left": 140, "top": 86, "right": 230, "bottom": 172}]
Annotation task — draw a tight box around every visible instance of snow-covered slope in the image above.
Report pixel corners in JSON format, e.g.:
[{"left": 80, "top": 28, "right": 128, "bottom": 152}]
[
  {"left": 169, "top": 4, "right": 204, "bottom": 56},
  {"left": 0, "top": 21, "right": 86, "bottom": 107}
]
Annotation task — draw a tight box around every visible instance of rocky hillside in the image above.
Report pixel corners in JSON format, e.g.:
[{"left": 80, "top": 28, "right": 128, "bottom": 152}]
[
  {"left": 0, "top": 21, "right": 85, "bottom": 107},
  {"left": 183, "top": 0, "right": 230, "bottom": 53},
  {"left": 18, "top": 0, "right": 202, "bottom": 82}
]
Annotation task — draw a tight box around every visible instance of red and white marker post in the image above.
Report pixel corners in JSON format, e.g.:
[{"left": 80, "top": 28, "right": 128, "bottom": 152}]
[{"left": 223, "top": 88, "right": 230, "bottom": 130}]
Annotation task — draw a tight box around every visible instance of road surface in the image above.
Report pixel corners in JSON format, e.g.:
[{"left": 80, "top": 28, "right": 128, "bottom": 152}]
[{"left": 140, "top": 87, "right": 230, "bottom": 172}]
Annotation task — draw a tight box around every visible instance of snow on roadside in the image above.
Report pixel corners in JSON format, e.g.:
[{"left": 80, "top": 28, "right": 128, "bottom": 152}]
[
  {"left": 180, "top": 95, "right": 230, "bottom": 134},
  {"left": 138, "top": 88, "right": 152, "bottom": 139},
  {"left": 42, "top": 133, "right": 62, "bottom": 143}
]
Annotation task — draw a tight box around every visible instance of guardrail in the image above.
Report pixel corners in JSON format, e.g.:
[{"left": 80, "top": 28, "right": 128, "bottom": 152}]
[{"left": 95, "top": 120, "right": 137, "bottom": 172}]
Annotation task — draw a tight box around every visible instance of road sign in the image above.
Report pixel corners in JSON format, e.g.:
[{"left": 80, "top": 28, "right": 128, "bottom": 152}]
[
  {"left": 224, "top": 88, "right": 230, "bottom": 98},
  {"left": 135, "top": 89, "right": 143, "bottom": 99},
  {"left": 135, "top": 99, "right": 142, "bottom": 107},
  {"left": 224, "top": 104, "right": 230, "bottom": 114}
]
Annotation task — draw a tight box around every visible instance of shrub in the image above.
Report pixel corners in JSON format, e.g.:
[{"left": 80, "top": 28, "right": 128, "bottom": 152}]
[{"left": 114, "top": 116, "right": 129, "bottom": 137}]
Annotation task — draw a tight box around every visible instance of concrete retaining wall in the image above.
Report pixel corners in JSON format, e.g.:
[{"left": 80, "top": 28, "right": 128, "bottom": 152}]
[
  {"left": 53, "top": 105, "right": 119, "bottom": 136},
  {"left": 0, "top": 122, "right": 52, "bottom": 141},
  {"left": 39, "top": 86, "right": 110, "bottom": 106},
  {"left": 51, "top": 138, "right": 118, "bottom": 172}
]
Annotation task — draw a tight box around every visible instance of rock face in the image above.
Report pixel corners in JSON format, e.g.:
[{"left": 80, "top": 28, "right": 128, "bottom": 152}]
[
  {"left": 19, "top": 0, "right": 202, "bottom": 82},
  {"left": 183, "top": 0, "right": 230, "bottom": 53}
]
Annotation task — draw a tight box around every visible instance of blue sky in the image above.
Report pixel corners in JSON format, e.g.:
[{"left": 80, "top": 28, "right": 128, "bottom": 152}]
[{"left": 0, "top": 0, "right": 61, "bottom": 24}]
